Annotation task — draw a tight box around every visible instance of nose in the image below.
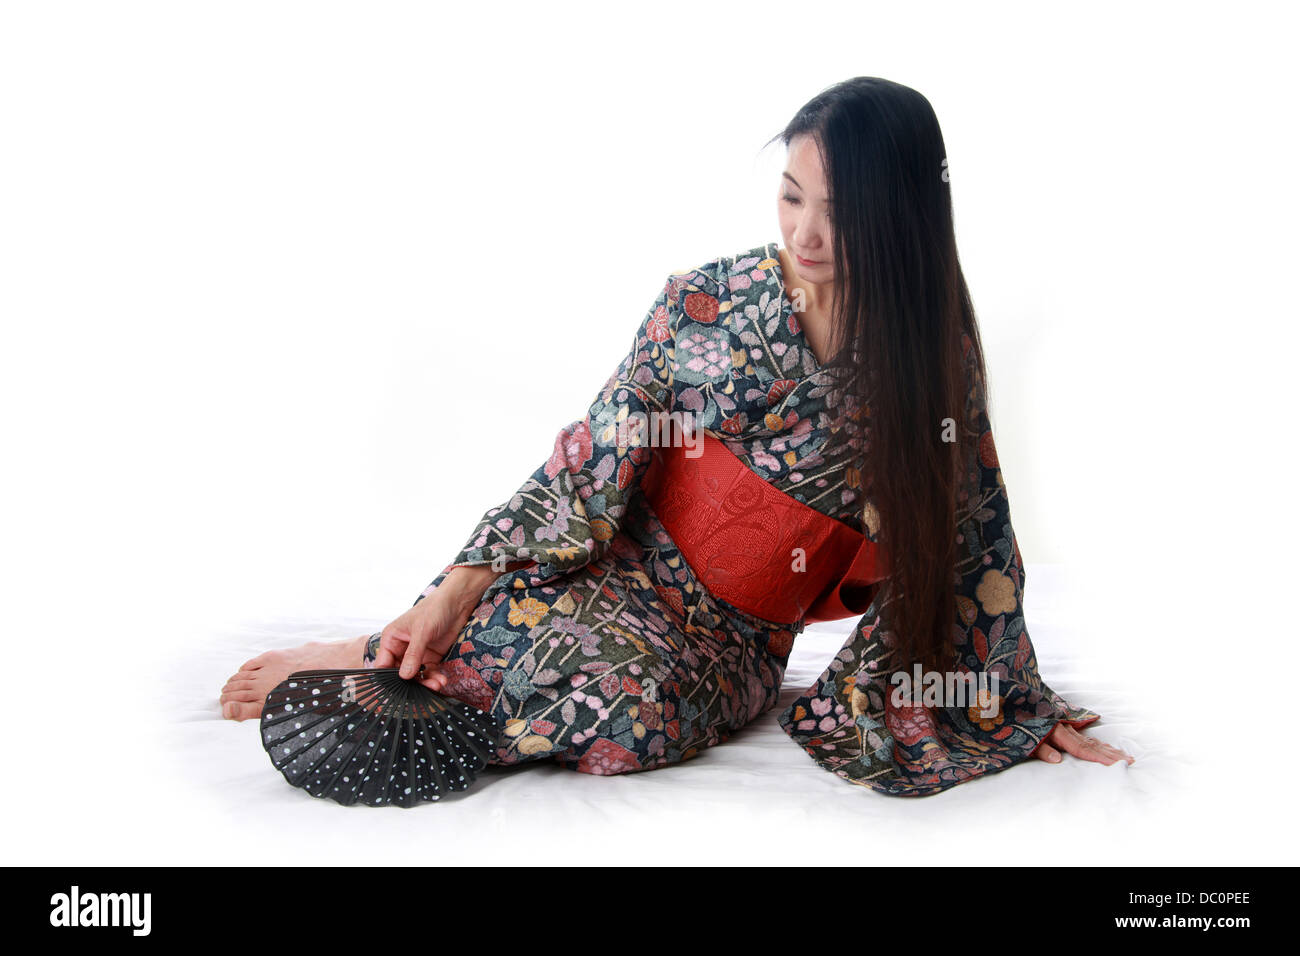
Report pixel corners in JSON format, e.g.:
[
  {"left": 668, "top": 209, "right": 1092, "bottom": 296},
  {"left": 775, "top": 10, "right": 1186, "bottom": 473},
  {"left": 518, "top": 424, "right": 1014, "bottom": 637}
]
[
  {"left": 791, "top": 220, "right": 822, "bottom": 248},
  {"left": 792, "top": 232, "right": 824, "bottom": 257}
]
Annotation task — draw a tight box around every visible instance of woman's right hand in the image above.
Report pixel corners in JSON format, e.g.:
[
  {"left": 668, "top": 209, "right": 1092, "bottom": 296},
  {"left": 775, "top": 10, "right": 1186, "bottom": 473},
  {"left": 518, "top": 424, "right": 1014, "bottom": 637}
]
[{"left": 371, "top": 563, "right": 524, "bottom": 691}]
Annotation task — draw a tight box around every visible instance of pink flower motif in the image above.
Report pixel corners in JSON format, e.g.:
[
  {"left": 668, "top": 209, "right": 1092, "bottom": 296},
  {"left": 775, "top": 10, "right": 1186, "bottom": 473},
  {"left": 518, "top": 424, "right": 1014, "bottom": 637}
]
[
  {"left": 680, "top": 330, "right": 728, "bottom": 378},
  {"left": 545, "top": 420, "right": 594, "bottom": 480},
  {"left": 576, "top": 737, "right": 641, "bottom": 775},
  {"left": 886, "top": 702, "right": 940, "bottom": 746}
]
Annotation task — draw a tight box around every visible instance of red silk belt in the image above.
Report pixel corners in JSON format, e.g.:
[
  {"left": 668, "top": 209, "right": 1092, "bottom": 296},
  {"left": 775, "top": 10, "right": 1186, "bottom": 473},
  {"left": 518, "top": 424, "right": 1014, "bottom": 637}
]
[{"left": 640, "top": 432, "right": 888, "bottom": 625}]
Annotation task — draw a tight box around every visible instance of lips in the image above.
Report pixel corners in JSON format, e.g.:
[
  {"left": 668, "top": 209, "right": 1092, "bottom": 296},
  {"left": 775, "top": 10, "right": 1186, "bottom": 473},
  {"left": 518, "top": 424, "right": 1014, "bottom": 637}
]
[{"left": 796, "top": 253, "right": 822, "bottom": 265}]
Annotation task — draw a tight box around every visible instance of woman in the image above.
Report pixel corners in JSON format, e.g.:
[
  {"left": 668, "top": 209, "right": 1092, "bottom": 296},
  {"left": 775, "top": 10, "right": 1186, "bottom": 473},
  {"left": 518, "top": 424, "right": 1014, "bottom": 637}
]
[{"left": 221, "top": 76, "right": 1134, "bottom": 796}]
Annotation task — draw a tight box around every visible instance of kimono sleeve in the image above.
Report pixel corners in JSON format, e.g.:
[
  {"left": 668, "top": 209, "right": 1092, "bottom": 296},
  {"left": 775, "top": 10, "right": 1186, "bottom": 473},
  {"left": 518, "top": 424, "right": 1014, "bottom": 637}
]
[
  {"left": 775, "top": 334, "right": 1102, "bottom": 797},
  {"left": 411, "top": 274, "right": 680, "bottom": 604}
]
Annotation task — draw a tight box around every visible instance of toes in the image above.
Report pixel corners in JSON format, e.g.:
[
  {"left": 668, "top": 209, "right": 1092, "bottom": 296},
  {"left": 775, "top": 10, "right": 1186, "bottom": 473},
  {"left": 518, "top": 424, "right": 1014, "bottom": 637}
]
[
  {"left": 219, "top": 688, "right": 262, "bottom": 704},
  {"left": 223, "top": 700, "right": 263, "bottom": 721},
  {"left": 220, "top": 681, "right": 265, "bottom": 711},
  {"left": 221, "top": 676, "right": 256, "bottom": 694}
]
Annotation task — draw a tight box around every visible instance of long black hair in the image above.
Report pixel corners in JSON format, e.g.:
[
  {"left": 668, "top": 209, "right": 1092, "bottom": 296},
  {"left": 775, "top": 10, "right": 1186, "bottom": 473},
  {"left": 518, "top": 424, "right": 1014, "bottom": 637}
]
[{"left": 766, "top": 77, "right": 990, "bottom": 676}]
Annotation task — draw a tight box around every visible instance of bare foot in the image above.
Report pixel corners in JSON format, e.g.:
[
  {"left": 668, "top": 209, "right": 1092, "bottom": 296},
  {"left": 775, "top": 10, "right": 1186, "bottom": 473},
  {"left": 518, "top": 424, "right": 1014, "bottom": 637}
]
[{"left": 220, "top": 634, "right": 370, "bottom": 721}]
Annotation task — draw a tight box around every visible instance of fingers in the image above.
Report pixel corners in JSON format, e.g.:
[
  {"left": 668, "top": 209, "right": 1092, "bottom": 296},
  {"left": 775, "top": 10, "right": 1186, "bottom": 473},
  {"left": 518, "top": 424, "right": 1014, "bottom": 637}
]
[
  {"left": 399, "top": 639, "right": 427, "bottom": 679},
  {"left": 417, "top": 666, "right": 450, "bottom": 693},
  {"left": 1063, "top": 727, "right": 1134, "bottom": 766},
  {"left": 399, "top": 618, "right": 444, "bottom": 680},
  {"left": 1093, "top": 740, "right": 1135, "bottom": 765},
  {"left": 1034, "top": 741, "right": 1063, "bottom": 763},
  {"left": 372, "top": 599, "right": 461, "bottom": 679},
  {"left": 372, "top": 626, "right": 412, "bottom": 670},
  {"left": 1040, "top": 722, "right": 1135, "bottom": 766}
]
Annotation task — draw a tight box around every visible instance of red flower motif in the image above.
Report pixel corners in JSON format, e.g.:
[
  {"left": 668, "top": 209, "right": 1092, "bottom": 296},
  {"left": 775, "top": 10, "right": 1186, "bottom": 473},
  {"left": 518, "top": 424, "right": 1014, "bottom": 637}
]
[
  {"left": 683, "top": 291, "right": 719, "bottom": 324},
  {"left": 639, "top": 704, "right": 662, "bottom": 731},
  {"left": 1013, "top": 631, "right": 1032, "bottom": 670},
  {"left": 654, "top": 585, "right": 685, "bottom": 617},
  {"left": 979, "top": 430, "right": 999, "bottom": 469},
  {"left": 576, "top": 737, "right": 641, "bottom": 775},
  {"left": 766, "top": 378, "right": 796, "bottom": 407},
  {"left": 720, "top": 414, "right": 746, "bottom": 435},
  {"left": 617, "top": 458, "right": 635, "bottom": 489},
  {"left": 438, "top": 660, "right": 496, "bottom": 713},
  {"left": 545, "top": 420, "right": 594, "bottom": 479},
  {"left": 767, "top": 629, "right": 794, "bottom": 657},
  {"left": 646, "top": 305, "right": 671, "bottom": 342}
]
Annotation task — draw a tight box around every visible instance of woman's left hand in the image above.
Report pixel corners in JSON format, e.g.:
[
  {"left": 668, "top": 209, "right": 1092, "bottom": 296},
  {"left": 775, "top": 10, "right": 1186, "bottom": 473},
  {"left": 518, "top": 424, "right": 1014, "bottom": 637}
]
[{"left": 1034, "top": 721, "right": 1134, "bottom": 766}]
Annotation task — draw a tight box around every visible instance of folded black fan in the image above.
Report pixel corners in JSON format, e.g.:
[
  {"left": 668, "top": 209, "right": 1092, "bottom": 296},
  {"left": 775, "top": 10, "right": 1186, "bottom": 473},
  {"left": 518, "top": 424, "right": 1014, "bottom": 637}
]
[{"left": 260, "top": 668, "right": 498, "bottom": 807}]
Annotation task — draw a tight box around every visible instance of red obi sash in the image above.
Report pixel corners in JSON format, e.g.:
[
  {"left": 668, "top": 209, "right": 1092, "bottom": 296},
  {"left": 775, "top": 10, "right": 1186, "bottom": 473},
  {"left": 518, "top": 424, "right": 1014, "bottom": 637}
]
[{"left": 640, "top": 432, "right": 889, "bottom": 625}]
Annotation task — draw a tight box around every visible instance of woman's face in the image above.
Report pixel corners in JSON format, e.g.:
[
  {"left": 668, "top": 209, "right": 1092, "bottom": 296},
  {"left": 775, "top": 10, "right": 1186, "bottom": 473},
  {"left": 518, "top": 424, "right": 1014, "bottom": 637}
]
[{"left": 777, "top": 134, "right": 834, "bottom": 279}]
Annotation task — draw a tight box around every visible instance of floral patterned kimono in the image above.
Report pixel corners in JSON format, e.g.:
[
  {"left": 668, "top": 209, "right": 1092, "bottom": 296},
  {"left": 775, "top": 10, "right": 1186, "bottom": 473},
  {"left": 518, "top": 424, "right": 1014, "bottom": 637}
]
[{"left": 363, "top": 241, "right": 1100, "bottom": 797}]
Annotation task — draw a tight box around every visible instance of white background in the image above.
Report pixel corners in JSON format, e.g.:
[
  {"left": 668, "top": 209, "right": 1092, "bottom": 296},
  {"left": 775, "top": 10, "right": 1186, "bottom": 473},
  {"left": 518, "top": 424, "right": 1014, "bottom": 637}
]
[{"left": 2, "top": 0, "right": 1296, "bottom": 865}]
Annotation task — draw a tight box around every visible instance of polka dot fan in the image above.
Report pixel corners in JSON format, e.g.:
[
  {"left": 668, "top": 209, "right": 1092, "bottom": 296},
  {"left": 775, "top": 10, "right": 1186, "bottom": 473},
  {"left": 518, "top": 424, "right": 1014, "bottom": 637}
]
[{"left": 259, "top": 668, "right": 499, "bottom": 807}]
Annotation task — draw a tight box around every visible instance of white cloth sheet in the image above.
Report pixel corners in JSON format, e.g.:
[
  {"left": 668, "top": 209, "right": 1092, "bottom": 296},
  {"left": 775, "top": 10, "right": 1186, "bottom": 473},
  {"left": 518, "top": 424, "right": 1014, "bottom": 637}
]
[{"left": 116, "top": 563, "right": 1203, "bottom": 867}]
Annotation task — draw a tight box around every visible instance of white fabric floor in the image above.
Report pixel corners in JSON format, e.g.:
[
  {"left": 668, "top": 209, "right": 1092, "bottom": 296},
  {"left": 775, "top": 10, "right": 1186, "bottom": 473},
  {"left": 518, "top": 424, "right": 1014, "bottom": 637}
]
[
  {"left": 165, "top": 565, "right": 1206, "bottom": 866},
  {"left": 12, "top": 560, "right": 1277, "bottom": 866}
]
